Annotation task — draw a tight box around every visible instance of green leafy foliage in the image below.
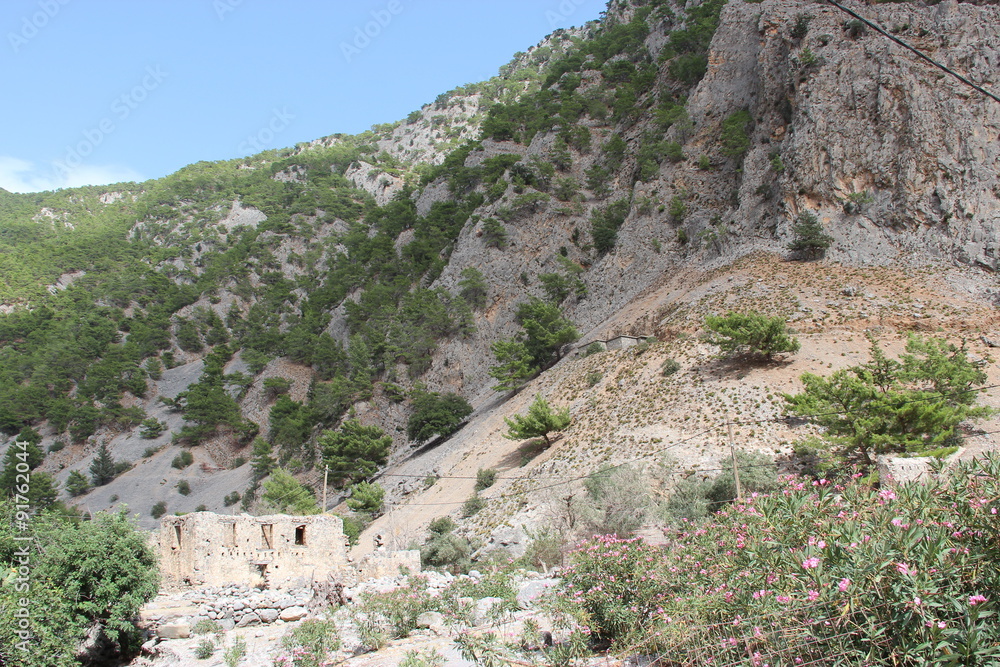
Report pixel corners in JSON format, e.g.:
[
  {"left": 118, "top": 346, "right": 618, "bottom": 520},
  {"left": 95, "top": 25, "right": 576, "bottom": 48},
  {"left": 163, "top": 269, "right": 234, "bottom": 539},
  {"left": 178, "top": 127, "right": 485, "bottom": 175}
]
[
  {"left": 503, "top": 394, "right": 571, "bottom": 446},
  {"left": 457, "top": 266, "right": 488, "bottom": 310},
  {"left": 277, "top": 617, "right": 341, "bottom": 667},
  {"left": 785, "top": 335, "right": 991, "bottom": 465},
  {"left": 260, "top": 468, "right": 320, "bottom": 514},
  {"left": 719, "top": 109, "right": 753, "bottom": 160},
  {"left": 582, "top": 464, "right": 650, "bottom": 536},
  {"left": 475, "top": 468, "right": 498, "bottom": 492},
  {"left": 151, "top": 501, "right": 167, "bottom": 518},
  {"left": 407, "top": 391, "right": 472, "bottom": 442},
  {"left": 65, "top": 469, "right": 90, "bottom": 497},
  {"left": 0, "top": 504, "right": 159, "bottom": 662},
  {"left": 319, "top": 419, "right": 392, "bottom": 486},
  {"left": 90, "top": 442, "right": 121, "bottom": 486},
  {"left": 171, "top": 450, "right": 194, "bottom": 470},
  {"left": 787, "top": 211, "right": 833, "bottom": 259},
  {"left": 421, "top": 517, "right": 473, "bottom": 572},
  {"left": 489, "top": 299, "right": 579, "bottom": 391},
  {"left": 346, "top": 481, "right": 385, "bottom": 517},
  {"left": 590, "top": 198, "right": 631, "bottom": 253},
  {"left": 704, "top": 311, "right": 801, "bottom": 360},
  {"left": 561, "top": 455, "right": 1000, "bottom": 662}
]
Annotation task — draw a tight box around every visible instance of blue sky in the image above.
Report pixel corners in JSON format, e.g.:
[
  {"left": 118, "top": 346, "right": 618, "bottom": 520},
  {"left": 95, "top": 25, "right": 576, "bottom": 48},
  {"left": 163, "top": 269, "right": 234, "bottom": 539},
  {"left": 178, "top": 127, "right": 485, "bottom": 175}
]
[{"left": 1, "top": 0, "right": 607, "bottom": 193}]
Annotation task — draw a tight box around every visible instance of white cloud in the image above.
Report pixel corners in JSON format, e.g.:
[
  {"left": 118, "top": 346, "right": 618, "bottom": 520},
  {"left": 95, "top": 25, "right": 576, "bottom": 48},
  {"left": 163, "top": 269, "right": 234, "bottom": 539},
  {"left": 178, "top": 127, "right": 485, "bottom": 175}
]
[{"left": 0, "top": 156, "right": 143, "bottom": 193}]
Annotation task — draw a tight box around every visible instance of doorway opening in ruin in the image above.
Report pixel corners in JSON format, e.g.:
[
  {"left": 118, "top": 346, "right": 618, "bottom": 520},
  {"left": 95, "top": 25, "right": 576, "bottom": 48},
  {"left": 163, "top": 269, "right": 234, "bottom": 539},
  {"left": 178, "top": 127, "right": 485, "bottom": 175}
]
[
  {"left": 223, "top": 522, "right": 236, "bottom": 548},
  {"left": 294, "top": 525, "right": 306, "bottom": 546},
  {"left": 261, "top": 523, "right": 273, "bottom": 549},
  {"left": 173, "top": 525, "right": 182, "bottom": 549}
]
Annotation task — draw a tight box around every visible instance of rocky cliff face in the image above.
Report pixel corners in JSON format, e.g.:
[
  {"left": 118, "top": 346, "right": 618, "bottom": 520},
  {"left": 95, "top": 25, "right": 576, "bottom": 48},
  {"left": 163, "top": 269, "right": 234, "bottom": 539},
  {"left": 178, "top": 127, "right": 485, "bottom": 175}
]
[
  {"left": 694, "top": 0, "right": 1000, "bottom": 267},
  {"left": 418, "top": 0, "right": 1000, "bottom": 403}
]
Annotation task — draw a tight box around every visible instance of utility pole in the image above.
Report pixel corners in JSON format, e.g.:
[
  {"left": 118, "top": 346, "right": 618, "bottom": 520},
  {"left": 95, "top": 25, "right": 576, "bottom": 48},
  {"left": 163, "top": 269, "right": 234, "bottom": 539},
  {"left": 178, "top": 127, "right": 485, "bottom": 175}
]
[
  {"left": 728, "top": 417, "right": 743, "bottom": 501},
  {"left": 322, "top": 465, "right": 329, "bottom": 514}
]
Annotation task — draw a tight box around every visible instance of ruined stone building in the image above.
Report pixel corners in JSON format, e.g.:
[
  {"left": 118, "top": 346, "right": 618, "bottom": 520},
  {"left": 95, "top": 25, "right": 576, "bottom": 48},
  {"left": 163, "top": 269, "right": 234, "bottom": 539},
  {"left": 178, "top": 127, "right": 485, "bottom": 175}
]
[{"left": 159, "top": 512, "right": 351, "bottom": 588}]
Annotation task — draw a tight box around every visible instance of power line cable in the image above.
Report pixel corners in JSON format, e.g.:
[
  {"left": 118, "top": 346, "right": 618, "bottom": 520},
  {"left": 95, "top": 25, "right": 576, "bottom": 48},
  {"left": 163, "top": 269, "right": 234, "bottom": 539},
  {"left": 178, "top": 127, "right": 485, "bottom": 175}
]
[{"left": 824, "top": 0, "right": 1000, "bottom": 105}]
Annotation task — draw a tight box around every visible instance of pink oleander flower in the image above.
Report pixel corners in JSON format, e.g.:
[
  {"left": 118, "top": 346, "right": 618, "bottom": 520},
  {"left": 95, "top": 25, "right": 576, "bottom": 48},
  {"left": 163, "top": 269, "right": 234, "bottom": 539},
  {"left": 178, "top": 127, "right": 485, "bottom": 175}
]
[
  {"left": 913, "top": 596, "right": 922, "bottom": 606},
  {"left": 802, "top": 557, "right": 821, "bottom": 569},
  {"left": 838, "top": 578, "right": 851, "bottom": 592},
  {"left": 776, "top": 595, "right": 792, "bottom": 603},
  {"left": 807, "top": 590, "right": 820, "bottom": 602},
  {"left": 969, "top": 595, "right": 988, "bottom": 606},
  {"left": 896, "top": 562, "right": 915, "bottom": 576}
]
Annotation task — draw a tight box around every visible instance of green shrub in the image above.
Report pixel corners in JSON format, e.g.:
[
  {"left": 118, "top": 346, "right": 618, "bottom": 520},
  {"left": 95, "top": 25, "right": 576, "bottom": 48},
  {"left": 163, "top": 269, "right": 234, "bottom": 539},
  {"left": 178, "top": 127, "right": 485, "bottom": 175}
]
[
  {"left": 223, "top": 491, "right": 241, "bottom": 507},
  {"left": 561, "top": 455, "right": 1000, "bottom": 661},
  {"left": 140, "top": 418, "right": 166, "bottom": 439},
  {"left": 668, "top": 196, "right": 688, "bottom": 222},
  {"left": 195, "top": 638, "right": 216, "bottom": 659},
  {"left": 584, "top": 342, "right": 604, "bottom": 356},
  {"left": 421, "top": 518, "right": 472, "bottom": 572},
  {"left": 661, "top": 359, "right": 681, "bottom": 376},
  {"left": 719, "top": 109, "right": 753, "bottom": 160},
  {"left": 475, "top": 468, "right": 498, "bottom": 492},
  {"left": 462, "top": 494, "right": 486, "bottom": 518},
  {"left": 0, "top": 506, "right": 160, "bottom": 662},
  {"left": 277, "top": 617, "right": 341, "bottom": 667},
  {"left": 586, "top": 371, "right": 603, "bottom": 387},
  {"left": 171, "top": 450, "right": 194, "bottom": 469},
  {"left": 790, "top": 13, "right": 812, "bottom": 39},
  {"left": 223, "top": 636, "right": 246, "bottom": 667},
  {"left": 704, "top": 311, "right": 800, "bottom": 360},
  {"left": 406, "top": 391, "right": 472, "bottom": 442},
  {"left": 176, "top": 480, "right": 191, "bottom": 496},
  {"left": 263, "top": 377, "right": 293, "bottom": 397},
  {"left": 346, "top": 481, "right": 385, "bottom": 517},
  {"left": 192, "top": 618, "right": 224, "bottom": 635},
  {"left": 66, "top": 470, "right": 90, "bottom": 497},
  {"left": 399, "top": 648, "right": 447, "bottom": 667},
  {"left": 582, "top": 464, "right": 650, "bottom": 536},
  {"left": 151, "top": 501, "right": 167, "bottom": 519}
]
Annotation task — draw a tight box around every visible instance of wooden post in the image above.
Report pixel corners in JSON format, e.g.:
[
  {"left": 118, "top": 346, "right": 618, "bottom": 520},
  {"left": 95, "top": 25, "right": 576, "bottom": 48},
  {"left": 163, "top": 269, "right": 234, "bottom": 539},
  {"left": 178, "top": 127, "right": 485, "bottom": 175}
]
[
  {"left": 322, "top": 465, "right": 329, "bottom": 514},
  {"left": 728, "top": 417, "right": 743, "bottom": 501}
]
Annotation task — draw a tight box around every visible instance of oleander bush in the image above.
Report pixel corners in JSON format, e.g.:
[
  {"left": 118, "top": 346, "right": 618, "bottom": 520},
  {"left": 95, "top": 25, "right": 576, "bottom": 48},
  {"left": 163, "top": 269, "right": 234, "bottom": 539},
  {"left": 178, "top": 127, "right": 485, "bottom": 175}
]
[{"left": 558, "top": 455, "right": 1000, "bottom": 663}]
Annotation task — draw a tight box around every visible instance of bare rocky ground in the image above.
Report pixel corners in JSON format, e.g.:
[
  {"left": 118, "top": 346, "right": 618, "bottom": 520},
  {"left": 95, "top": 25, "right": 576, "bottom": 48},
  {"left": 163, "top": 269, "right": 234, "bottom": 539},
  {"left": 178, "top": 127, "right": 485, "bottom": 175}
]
[
  {"left": 133, "top": 570, "right": 566, "bottom": 667},
  {"left": 353, "top": 253, "right": 1000, "bottom": 557}
]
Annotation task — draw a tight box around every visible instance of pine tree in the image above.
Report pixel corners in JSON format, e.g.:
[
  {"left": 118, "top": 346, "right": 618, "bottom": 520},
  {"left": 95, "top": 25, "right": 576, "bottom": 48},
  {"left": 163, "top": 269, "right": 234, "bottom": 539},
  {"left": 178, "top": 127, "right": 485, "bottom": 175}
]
[
  {"left": 787, "top": 211, "right": 833, "bottom": 259},
  {"left": 260, "top": 469, "right": 319, "bottom": 514},
  {"left": 66, "top": 470, "right": 90, "bottom": 497},
  {"left": 89, "top": 443, "right": 117, "bottom": 486},
  {"left": 503, "top": 394, "right": 572, "bottom": 447}
]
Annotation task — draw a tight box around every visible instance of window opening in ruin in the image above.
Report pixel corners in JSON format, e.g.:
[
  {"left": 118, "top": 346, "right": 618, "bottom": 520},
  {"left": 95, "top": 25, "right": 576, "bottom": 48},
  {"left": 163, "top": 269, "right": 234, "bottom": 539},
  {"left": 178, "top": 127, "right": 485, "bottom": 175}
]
[
  {"left": 261, "top": 523, "right": 273, "bottom": 549},
  {"left": 223, "top": 522, "right": 236, "bottom": 548},
  {"left": 173, "top": 525, "right": 182, "bottom": 549},
  {"left": 294, "top": 525, "right": 306, "bottom": 546}
]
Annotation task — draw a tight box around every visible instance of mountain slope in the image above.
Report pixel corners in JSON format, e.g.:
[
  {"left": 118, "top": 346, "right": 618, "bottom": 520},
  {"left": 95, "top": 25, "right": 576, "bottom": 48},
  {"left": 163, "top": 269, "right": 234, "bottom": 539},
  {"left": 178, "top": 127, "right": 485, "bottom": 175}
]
[{"left": 0, "top": 0, "right": 997, "bottom": 538}]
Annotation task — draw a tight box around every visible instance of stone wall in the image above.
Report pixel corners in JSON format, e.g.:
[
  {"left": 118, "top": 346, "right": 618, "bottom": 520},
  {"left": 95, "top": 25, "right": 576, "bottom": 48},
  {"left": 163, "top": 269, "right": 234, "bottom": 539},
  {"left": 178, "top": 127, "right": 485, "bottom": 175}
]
[{"left": 159, "top": 512, "right": 351, "bottom": 588}]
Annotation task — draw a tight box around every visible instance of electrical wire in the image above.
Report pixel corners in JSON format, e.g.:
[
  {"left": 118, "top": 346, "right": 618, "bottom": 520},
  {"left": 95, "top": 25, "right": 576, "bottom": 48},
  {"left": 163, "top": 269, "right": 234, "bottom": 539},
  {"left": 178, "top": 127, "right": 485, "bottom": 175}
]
[{"left": 824, "top": 0, "right": 1000, "bottom": 106}]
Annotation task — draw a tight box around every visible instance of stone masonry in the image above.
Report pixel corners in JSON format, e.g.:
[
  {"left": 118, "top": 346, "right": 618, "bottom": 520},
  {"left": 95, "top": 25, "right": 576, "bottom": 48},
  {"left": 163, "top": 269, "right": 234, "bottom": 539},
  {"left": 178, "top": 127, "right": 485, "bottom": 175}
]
[{"left": 158, "top": 512, "right": 351, "bottom": 588}]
